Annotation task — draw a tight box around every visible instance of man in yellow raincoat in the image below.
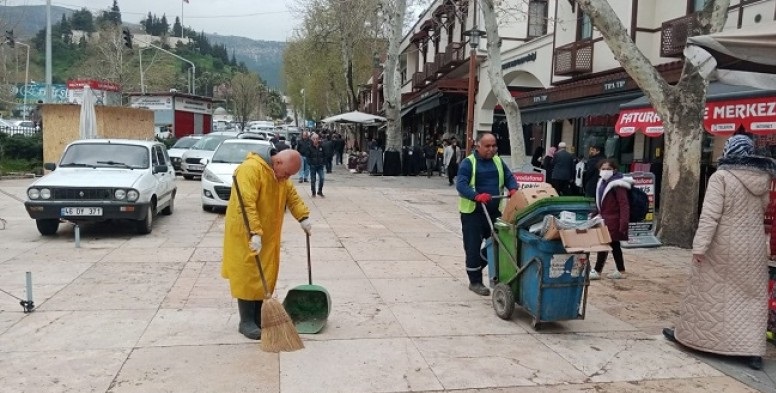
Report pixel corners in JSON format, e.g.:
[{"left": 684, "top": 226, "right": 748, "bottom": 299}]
[{"left": 222, "top": 148, "right": 311, "bottom": 340}]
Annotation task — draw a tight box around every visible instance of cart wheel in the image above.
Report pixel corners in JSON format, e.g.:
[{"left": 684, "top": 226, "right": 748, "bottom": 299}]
[
  {"left": 532, "top": 319, "right": 542, "bottom": 331},
  {"left": 492, "top": 283, "right": 515, "bottom": 320}
]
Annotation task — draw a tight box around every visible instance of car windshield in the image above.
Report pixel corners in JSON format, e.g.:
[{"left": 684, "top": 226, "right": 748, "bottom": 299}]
[
  {"left": 211, "top": 143, "right": 270, "bottom": 164},
  {"left": 60, "top": 143, "right": 149, "bottom": 169},
  {"left": 191, "top": 136, "right": 231, "bottom": 151},
  {"left": 172, "top": 137, "right": 199, "bottom": 149}
]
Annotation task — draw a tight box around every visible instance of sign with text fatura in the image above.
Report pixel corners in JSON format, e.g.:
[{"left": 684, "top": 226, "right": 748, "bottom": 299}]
[{"left": 615, "top": 95, "right": 776, "bottom": 137}]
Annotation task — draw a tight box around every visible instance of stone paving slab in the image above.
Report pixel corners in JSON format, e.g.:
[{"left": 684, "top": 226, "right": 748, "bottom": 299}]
[{"left": 0, "top": 170, "right": 769, "bottom": 393}]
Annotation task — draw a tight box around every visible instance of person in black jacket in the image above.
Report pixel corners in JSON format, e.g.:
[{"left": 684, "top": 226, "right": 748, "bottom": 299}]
[
  {"left": 308, "top": 133, "right": 327, "bottom": 197},
  {"left": 333, "top": 133, "right": 345, "bottom": 165},
  {"left": 531, "top": 146, "right": 544, "bottom": 168},
  {"left": 323, "top": 134, "right": 335, "bottom": 173},
  {"left": 583, "top": 145, "right": 605, "bottom": 198},
  {"left": 423, "top": 140, "right": 437, "bottom": 177},
  {"left": 550, "top": 142, "right": 574, "bottom": 195}
]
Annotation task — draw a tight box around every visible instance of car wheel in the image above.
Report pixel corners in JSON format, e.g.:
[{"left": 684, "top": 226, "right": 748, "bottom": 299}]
[
  {"left": 161, "top": 193, "right": 175, "bottom": 215},
  {"left": 183, "top": 175, "right": 194, "bottom": 180},
  {"left": 136, "top": 204, "right": 154, "bottom": 234},
  {"left": 36, "top": 219, "right": 59, "bottom": 236}
]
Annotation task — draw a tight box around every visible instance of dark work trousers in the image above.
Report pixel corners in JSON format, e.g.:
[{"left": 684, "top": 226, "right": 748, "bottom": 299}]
[
  {"left": 336, "top": 151, "right": 344, "bottom": 165},
  {"left": 595, "top": 240, "right": 625, "bottom": 273},
  {"left": 325, "top": 157, "right": 333, "bottom": 173},
  {"left": 461, "top": 205, "right": 500, "bottom": 285},
  {"left": 310, "top": 164, "right": 325, "bottom": 194},
  {"left": 550, "top": 179, "right": 571, "bottom": 196}
]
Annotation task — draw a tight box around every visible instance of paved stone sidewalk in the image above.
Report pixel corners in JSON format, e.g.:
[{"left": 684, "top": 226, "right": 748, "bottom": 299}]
[{"left": 0, "top": 166, "right": 771, "bottom": 392}]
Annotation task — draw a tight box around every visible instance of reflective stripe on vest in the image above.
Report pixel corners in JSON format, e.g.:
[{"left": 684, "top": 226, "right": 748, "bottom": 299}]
[{"left": 458, "top": 154, "right": 504, "bottom": 213}]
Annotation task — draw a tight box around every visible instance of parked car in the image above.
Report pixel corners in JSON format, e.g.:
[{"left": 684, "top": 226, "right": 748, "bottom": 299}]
[
  {"left": 179, "top": 132, "right": 239, "bottom": 180},
  {"left": 167, "top": 135, "right": 202, "bottom": 175},
  {"left": 0, "top": 118, "right": 36, "bottom": 135},
  {"left": 201, "top": 138, "right": 274, "bottom": 211},
  {"left": 14, "top": 120, "right": 38, "bottom": 130},
  {"left": 24, "top": 139, "right": 177, "bottom": 236}
]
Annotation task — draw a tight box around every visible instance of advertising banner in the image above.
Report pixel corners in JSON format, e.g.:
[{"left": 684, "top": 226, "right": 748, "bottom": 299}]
[
  {"left": 174, "top": 97, "right": 212, "bottom": 114},
  {"left": 130, "top": 96, "right": 174, "bottom": 111},
  {"left": 622, "top": 171, "right": 662, "bottom": 248},
  {"left": 513, "top": 172, "right": 546, "bottom": 190}
]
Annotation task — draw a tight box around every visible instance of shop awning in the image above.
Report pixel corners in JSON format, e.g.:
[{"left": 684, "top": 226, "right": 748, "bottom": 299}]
[
  {"left": 520, "top": 91, "right": 643, "bottom": 124},
  {"left": 615, "top": 83, "right": 776, "bottom": 137},
  {"left": 402, "top": 92, "right": 443, "bottom": 117}
]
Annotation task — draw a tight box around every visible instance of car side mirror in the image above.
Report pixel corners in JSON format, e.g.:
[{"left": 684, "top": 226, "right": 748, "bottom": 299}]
[
  {"left": 43, "top": 163, "right": 56, "bottom": 171},
  {"left": 154, "top": 164, "right": 169, "bottom": 174},
  {"left": 200, "top": 158, "right": 209, "bottom": 166}
]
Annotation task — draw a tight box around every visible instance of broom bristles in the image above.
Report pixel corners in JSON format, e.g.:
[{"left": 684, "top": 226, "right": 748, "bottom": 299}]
[{"left": 260, "top": 298, "right": 304, "bottom": 352}]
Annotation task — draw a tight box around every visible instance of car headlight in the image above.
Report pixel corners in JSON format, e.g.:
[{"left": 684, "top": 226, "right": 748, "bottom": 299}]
[
  {"left": 40, "top": 188, "right": 51, "bottom": 200},
  {"left": 202, "top": 169, "right": 223, "bottom": 184},
  {"left": 27, "top": 188, "right": 40, "bottom": 199},
  {"left": 115, "top": 189, "right": 127, "bottom": 200},
  {"left": 174, "top": 157, "right": 181, "bottom": 163},
  {"left": 127, "top": 189, "right": 140, "bottom": 202}
]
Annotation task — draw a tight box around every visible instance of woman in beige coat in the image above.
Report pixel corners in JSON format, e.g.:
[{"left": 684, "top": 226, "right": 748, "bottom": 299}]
[{"left": 663, "top": 135, "right": 776, "bottom": 370}]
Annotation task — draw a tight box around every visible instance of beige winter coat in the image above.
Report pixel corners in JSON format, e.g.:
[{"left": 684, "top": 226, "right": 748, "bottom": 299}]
[{"left": 676, "top": 168, "right": 771, "bottom": 356}]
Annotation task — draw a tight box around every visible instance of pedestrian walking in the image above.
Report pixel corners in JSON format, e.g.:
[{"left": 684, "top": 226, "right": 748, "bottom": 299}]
[
  {"left": 583, "top": 144, "right": 605, "bottom": 198},
  {"left": 308, "top": 133, "right": 327, "bottom": 197},
  {"left": 456, "top": 133, "right": 519, "bottom": 296},
  {"left": 274, "top": 136, "right": 290, "bottom": 152},
  {"left": 296, "top": 132, "right": 312, "bottom": 183},
  {"left": 221, "top": 149, "right": 313, "bottom": 340},
  {"left": 423, "top": 140, "right": 437, "bottom": 178},
  {"left": 444, "top": 139, "right": 461, "bottom": 186},
  {"left": 663, "top": 135, "right": 776, "bottom": 371},
  {"left": 588, "top": 159, "right": 632, "bottom": 280},
  {"left": 334, "top": 133, "right": 345, "bottom": 165},
  {"left": 542, "top": 146, "right": 556, "bottom": 183},
  {"left": 323, "top": 134, "right": 334, "bottom": 174},
  {"left": 550, "top": 142, "right": 574, "bottom": 195},
  {"left": 531, "top": 146, "right": 544, "bottom": 168}
]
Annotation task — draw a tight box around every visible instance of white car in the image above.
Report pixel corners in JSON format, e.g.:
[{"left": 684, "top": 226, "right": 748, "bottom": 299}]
[
  {"left": 24, "top": 139, "right": 177, "bottom": 236},
  {"left": 180, "top": 132, "right": 238, "bottom": 180},
  {"left": 201, "top": 138, "right": 274, "bottom": 211},
  {"left": 167, "top": 135, "right": 202, "bottom": 175},
  {"left": 0, "top": 118, "right": 36, "bottom": 135}
]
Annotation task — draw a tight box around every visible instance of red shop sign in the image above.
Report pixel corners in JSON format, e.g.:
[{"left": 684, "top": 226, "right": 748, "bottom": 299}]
[{"left": 615, "top": 95, "right": 776, "bottom": 137}]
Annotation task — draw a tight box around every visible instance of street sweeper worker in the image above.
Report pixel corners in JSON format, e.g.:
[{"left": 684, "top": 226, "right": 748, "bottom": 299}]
[
  {"left": 456, "top": 132, "right": 519, "bottom": 297},
  {"left": 222, "top": 148, "right": 312, "bottom": 340}
]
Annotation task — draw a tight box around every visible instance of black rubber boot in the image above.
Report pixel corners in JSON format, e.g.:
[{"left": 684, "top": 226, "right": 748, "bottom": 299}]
[
  {"left": 237, "top": 299, "right": 261, "bottom": 340},
  {"left": 254, "top": 300, "right": 263, "bottom": 330}
]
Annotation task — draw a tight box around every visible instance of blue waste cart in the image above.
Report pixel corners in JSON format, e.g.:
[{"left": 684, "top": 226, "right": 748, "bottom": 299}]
[{"left": 491, "top": 229, "right": 591, "bottom": 329}]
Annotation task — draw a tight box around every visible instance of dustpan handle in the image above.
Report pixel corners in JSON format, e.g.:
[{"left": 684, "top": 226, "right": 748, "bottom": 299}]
[
  {"left": 233, "top": 176, "right": 271, "bottom": 299},
  {"left": 306, "top": 233, "right": 312, "bottom": 285}
]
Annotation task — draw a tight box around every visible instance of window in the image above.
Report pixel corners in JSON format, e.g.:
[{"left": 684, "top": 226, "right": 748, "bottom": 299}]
[
  {"left": 527, "top": 0, "right": 548, "bottom": 38},
  {"left": 153, "top": 146, "right": 166, "bottom": 166},
  {"left": 689, "top": 0, "right": 706, "bottom": 13},
  {"left": 578, "top": 12, "right": 593, "bottom": 40},
  {"left": 400, "top": 53, "right": 408, "bottom": 84}
]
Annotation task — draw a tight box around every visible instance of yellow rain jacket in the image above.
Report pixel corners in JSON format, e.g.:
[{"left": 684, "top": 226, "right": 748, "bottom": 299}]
[{"left": 221, "top": 152, "right": 309, "bottom": 300}]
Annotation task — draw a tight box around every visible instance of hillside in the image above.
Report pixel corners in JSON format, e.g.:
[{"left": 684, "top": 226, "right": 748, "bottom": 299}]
[{"left": 0, "top": 5, "right": 285, "bottom": 90}]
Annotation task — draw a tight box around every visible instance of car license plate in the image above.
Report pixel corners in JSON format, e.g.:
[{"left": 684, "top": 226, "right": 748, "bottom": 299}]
[
  {"left": 61, "top": 207, "right": 103, "bottom": 216},
  {"left": 188, "top": 164, "right": 203, "bottom": 171}
]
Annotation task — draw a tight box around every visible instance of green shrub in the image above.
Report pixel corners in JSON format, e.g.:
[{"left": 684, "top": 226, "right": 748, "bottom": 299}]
[{"left": 0, "top": 133, "right": 43, "bottom": 161}]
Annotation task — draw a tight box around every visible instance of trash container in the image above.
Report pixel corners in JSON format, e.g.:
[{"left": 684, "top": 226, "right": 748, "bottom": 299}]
[{"left": 517, "top": 229, "right": 589, "bottom": 325}]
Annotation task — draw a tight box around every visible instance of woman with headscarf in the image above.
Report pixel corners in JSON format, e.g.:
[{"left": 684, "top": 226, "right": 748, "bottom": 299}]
[
  {"left": 542, "top": 146, "right": 556, "bottom": 183},
  {"left": 663, "top": 135, "right": 776, "bottom": 370}
]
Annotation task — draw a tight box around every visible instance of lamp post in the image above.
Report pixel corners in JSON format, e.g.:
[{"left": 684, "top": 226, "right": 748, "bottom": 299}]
[
  {"left": 136, "top": 39, "right": 196, "bottom": 94},
  {"left": 462, "top": 28, "right": 485, "bottom": 155},
  {"left": 371, "top": 53, "right": 380, "bottom": 114},
  {"left": 300, "top": 88, "right": 306, "bottom": 129},
  {"left": 45, "top": 0, "right": 52, "bottom": 102}
]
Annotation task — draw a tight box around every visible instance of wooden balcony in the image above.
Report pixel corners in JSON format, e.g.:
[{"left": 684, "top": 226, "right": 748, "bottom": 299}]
[
  {"left": 439, "top": 42, "right": 466, "bottom": 70},
  {"left": 661, "top": 13, "right": 698, "bottom": 57},
  {"left": 424, "top": 61, "right": 439, "bottom": 81},
  {"left": 412, "top": 71, "right": 427, "bottom": 89},
  {"left": 553, "top": 40, "right": 593, "bottom": 76}
]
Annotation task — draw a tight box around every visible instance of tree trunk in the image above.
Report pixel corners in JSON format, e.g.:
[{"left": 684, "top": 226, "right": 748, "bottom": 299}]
[
  {"left": 480, "top": 0, "right": 526, "bottom": 169},
  {"left": 381, "top": 0, "right": 406, "bottom": 153},
  {"left": 575, "top": 0, "right": 730, "bottom": 248}
]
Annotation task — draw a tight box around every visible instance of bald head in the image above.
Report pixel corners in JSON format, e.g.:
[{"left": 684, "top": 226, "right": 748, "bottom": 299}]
[
  {"left": 476, "top": 133, "right": 497, "bottom": 160},
  {"left": 271, "top": 149, "right": 302, "bottom": 181}
]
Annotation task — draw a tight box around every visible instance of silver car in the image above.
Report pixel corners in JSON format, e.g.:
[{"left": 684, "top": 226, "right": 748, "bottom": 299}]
[{"left": 180, "top": 133, "right": 238, "bottom": 180}]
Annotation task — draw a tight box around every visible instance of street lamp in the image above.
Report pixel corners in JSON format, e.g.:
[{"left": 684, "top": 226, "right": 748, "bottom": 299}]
[
  {"left": 463, "top": 28, "right": 486, "bottom": 155},
  {"left": 371, "top": 52, "right": 381, "bottom": 114},
  {"left": 300, "top": 88, "right": 306, "bottom": 129},
  {"left": 17, "top": 42, "right": 30, "bottom": 120}
]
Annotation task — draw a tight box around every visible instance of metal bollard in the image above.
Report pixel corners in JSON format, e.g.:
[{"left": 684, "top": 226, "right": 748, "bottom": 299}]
[
  {"left": 74, "top": 223, "right": 80, "bottom": 248},
  {"left": 21, "top": 271, "right": 35, "bottom": 313}
]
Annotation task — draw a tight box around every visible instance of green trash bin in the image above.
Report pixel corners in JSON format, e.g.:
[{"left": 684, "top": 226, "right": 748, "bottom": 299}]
[{"left": 492, "top": 219, "right": 520, "bottom": 294}]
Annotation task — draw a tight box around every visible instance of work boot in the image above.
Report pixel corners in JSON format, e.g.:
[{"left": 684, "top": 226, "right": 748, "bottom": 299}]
[
  {"left": 237, "top": 299, "right": 261, "bottom": 340},
  {"left": 254, "top": 300, "right": 263, "bottom": 329},
  {"left": 469, "top": 283, "right": 490, "bottom": 296}
]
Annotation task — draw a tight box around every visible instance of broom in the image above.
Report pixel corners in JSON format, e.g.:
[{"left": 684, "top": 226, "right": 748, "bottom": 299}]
[{"left": 233, "top": 176, "right": 304, "bottom": 353}]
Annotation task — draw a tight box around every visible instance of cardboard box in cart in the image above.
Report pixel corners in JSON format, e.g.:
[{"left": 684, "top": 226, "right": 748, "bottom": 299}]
[
  {"left": 559, "top": 226, "right": 613, "bottom": 253},
  {"left": 502, "top": 184, "right": 558, "bottom": 223}
]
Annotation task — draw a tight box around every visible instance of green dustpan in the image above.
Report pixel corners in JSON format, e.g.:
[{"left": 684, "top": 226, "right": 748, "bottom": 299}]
[{"left": 283, "top": 234, "right": 331, "bottom": 334}]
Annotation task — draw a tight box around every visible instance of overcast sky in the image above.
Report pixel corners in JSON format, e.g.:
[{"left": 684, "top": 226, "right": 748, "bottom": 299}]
[{"left": 6, "top": 0, "right": 298, "bottom": 41}]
